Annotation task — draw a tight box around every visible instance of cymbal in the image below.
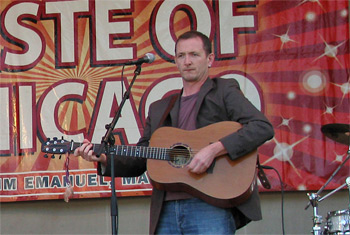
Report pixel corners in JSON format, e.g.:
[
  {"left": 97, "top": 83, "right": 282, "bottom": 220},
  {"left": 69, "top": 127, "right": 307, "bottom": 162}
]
[{"left": 321, "top": 123, "right": 350, "bottom": 145}]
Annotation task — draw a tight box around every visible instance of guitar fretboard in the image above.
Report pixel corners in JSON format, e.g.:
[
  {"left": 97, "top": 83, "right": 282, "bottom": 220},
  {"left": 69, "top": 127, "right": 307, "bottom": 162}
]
[{"left": 72, "top": 143, "right": 172, "bottom": 161}]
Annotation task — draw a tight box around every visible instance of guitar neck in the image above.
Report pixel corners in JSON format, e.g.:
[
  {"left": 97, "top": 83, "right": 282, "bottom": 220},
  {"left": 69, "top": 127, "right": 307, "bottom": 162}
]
[{"left": 71, "top": 142, "right": 171, "bottom": 161}]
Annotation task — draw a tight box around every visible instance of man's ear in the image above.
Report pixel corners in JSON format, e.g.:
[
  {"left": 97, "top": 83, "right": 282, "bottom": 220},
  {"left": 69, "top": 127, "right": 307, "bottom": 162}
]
[{"left": 208, "top": 53, "right": 215, "bottom": 67}]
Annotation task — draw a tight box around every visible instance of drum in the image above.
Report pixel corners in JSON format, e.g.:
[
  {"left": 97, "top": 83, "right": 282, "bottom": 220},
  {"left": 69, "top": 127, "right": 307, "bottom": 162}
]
[{"left": 325, "top": 209, "right": 350, "bottom": 234}]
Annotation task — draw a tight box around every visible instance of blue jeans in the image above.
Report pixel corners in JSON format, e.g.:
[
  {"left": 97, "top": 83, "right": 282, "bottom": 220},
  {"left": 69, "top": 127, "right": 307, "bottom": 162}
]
[{"left": 156, "top": 198, "right": 236, "bottom": 234}]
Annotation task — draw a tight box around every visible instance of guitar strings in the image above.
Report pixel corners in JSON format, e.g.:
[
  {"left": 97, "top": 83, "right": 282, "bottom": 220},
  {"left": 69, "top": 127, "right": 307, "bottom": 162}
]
[{"left": 68, "top": 143, "right": 199, "bottom": 159}]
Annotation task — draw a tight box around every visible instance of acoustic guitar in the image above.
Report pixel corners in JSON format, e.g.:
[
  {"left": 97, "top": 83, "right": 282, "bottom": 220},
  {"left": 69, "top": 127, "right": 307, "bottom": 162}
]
[{"left": 41, "top": 121, "right": 258, "bottom": 208}]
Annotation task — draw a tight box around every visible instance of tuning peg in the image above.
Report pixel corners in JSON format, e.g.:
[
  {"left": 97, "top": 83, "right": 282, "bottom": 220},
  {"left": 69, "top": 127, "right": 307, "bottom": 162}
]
[
  {"left": 59, "top": 155, "right": 62, "bottom": 160},
  {"left": 51, "top": 155, "right": 55, "bottom": 159},
  {"left": 44, "top": 154, "right": 48, "bottom": 158}
]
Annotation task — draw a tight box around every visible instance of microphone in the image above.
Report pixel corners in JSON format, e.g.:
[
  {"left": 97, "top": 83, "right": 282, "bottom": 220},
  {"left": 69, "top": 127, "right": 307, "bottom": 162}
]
[{"left": 124, "top": 53, "right": 155, "bottom": 65}]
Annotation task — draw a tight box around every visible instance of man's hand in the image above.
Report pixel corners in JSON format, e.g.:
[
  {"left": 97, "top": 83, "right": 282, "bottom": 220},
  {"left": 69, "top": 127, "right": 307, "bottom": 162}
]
[
  {"left": 186, "top": 141, "right": 226, "bottom": 174},
  {"left": 74, "top": 139, "right": 107, "bottom": 166}
]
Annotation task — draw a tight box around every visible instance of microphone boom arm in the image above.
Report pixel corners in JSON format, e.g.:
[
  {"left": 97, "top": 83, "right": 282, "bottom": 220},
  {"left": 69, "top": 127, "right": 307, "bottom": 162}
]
[{"left": 98, "top": 64, "right": 142, "bottom": 155}]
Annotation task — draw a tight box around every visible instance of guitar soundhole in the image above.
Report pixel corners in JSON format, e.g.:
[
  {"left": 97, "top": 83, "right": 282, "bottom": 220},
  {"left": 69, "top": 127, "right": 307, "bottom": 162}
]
[{"left": 168, "top": 144, "right": 191, "bottom": 168}]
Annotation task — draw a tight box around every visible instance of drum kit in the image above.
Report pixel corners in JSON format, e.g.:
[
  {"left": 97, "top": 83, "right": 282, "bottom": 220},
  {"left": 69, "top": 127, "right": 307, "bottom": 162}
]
[{"left": 306, "top": 123, "right": 350, "bottom": 235}]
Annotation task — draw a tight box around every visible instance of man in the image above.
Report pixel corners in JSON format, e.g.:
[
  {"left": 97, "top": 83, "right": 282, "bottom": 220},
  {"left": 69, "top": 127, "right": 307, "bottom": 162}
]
[{"left": 75, "top": 30, "right": 274, "bottom": 234}]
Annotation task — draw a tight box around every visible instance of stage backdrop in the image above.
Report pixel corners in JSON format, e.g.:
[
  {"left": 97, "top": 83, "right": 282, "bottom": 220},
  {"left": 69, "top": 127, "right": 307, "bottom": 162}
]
[{"left": 0, "top": 0, "right": 349, "bottom": 202}]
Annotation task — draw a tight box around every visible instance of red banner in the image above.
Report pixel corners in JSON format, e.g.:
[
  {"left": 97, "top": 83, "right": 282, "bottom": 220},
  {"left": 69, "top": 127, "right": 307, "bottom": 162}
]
[{"left": 1, "top": 0, "right": 349, "bottom": 202}]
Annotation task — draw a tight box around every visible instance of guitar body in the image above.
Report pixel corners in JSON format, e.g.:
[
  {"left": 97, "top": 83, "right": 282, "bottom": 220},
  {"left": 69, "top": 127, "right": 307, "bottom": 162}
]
[{"left": 147, "top": 121, "right": 258, "bottom": 208}]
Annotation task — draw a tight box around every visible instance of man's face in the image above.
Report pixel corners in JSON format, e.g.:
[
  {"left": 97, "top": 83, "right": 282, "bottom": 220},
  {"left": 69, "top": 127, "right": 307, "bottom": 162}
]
[{"left": 175, "top": 37, "right": 213, "bottom": 83}]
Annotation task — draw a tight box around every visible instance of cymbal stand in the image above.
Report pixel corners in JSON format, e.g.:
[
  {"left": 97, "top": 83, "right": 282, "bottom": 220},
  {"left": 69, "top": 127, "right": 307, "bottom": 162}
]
[
  {"left": 318, "top": 181, "right": 348, "bottom": 203},
  {"left": 305, "top": 151, "right": 350, "bottom": 206},
  {"left": 306, "top": 145, "right": 350, "bottom": 234},
  {"left": 318, "top": 143, "right": 350, "bottom": 207},
  {"left": 316, "top": 151, "right": 350, "bottom": 198},
  {"left": 307, "top": 193, "right": 323, "bottom": 235}
]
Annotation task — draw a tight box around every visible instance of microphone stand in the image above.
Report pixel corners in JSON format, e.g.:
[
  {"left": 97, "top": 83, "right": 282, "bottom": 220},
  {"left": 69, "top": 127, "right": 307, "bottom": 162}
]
[{"left": 97, "top": 64, "right": 143, "bottom": 235}]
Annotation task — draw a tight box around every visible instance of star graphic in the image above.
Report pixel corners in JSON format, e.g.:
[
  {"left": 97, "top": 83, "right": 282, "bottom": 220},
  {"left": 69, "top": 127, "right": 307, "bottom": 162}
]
[
  {"left": 322, "top": 103, "right": 337, "bottom": 116},
  {"left": 277, "top": 116, "right": 293, "bottom": 129},
  {"left": 313, "top": 35, "right": 347, "bottom": 68},
  {"left": 333, "top": 152, "right": 346, "bottom": 163},
  {"left": 332, "top": 78, "right": 350, "bottom": 104},
  {"left": 273, "top": 26, "right": 298, "bottom": 50},
  {"left": 263, "top": 136, "right": 309, "bottom": 178}
]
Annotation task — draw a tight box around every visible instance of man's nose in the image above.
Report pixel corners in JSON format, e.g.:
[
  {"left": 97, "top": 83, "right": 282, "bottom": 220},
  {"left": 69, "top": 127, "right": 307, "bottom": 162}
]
[{"left": 184, "top": 55, "right": 192, "bottom": 65}]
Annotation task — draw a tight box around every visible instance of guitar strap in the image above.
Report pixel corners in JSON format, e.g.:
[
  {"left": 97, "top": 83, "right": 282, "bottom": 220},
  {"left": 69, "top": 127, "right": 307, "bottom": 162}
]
[
  {"left": 257, "top": 156, "right": 271, "bottom": 189},
  {"left": 157, "top": 93, "right": 180, "bottom": 128}
]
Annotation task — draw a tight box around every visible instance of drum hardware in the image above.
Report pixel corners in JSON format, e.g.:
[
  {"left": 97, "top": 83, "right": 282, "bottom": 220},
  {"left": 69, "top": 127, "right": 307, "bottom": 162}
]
[
  {"left": 318, "top": 181, "right": 349, "bottom": 204},
  {"left": 306, "top": 177, "right": 350, "bottom": 235},
  {"left": 305, "top": 123, "right": 350, "bottom": 235},
  {"left": 307, "top": 193, "right": 324, "bottom": 235}
]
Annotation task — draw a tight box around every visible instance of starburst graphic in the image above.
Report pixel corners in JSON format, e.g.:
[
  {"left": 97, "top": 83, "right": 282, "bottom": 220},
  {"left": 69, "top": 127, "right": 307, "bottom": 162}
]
[
  {"left": 273, "top": 26, "right": 298, "bottom": 51},
  {"left": 322, "top": 103, "right": 337, "bottom": 116},
  {"left": 263, "top": 136, "right": 309, "bottom": 178},
  {"left": 333, "top": 152, "right": 347, "bottom": 163},
  {"left": 277, "top": 116, "right": 293, "bottom": 129},
  {"left": 313, "top": 35, "right": 347, "bottom": 68},
  {"left": 332, "top": 78, "right": 350, "bottom": 104}
]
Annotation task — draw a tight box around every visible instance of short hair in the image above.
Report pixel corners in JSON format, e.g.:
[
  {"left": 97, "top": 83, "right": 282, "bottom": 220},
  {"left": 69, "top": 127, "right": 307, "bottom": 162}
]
[{"left": 175, "top": 30, "right": 212, "bottom": 55}]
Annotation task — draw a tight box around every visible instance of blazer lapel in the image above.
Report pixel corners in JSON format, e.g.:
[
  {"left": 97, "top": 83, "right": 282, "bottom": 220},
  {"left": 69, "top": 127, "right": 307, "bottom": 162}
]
[
  {"left": 194, "top": 78, "right": 214, "bottom": 120},
  {"left": 169, "top": 92, "right": 181, "bottom": 127}
]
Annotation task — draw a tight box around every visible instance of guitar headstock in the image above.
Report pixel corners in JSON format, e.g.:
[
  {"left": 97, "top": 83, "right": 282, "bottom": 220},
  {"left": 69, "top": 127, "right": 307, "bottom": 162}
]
[{"left": 41, "top": 137, "right": 71, "bottom": 157}]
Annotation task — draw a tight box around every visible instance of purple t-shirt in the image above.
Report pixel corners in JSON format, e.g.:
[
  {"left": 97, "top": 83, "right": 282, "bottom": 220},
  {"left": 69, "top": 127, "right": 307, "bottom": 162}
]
[
  {"left": 177, "top": 93, "right": 198, "bottom": 130},
  {"left": 165, "top": 92, "right": 199, "bottom": 201}
]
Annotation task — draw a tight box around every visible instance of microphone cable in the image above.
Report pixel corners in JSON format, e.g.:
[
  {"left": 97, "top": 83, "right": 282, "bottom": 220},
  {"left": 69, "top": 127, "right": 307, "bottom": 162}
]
[{"left": 261, "top": 165, "right": 285, "bottom": 235}]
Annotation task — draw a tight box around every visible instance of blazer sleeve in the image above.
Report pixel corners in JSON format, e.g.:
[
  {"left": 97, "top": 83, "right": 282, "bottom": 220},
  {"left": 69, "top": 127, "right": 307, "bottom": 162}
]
[
  {"left": 218, "top": 79, "right": 274, "bottom": 160},
  {"left": 96, "top": 97, "right": 167, "bottom": 177},
  {"left": 96, "top": 117, "right": 150, "bottom": 177}
]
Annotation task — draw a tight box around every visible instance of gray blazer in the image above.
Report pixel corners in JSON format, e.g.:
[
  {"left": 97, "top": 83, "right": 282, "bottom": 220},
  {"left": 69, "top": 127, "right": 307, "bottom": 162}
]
[{"left": 99, "top": 77, "right": 274, "bottom": 234}]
